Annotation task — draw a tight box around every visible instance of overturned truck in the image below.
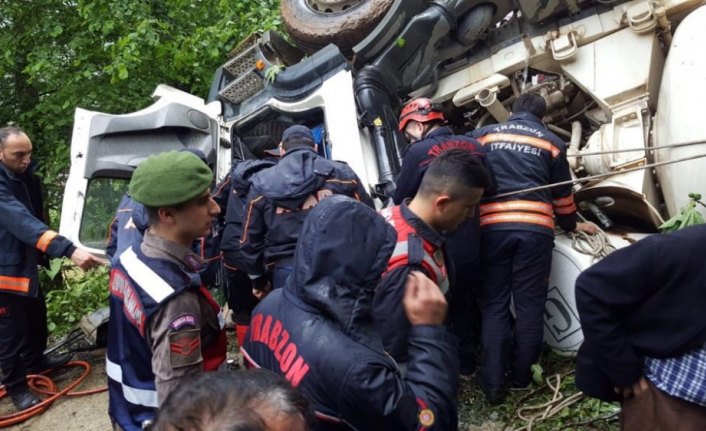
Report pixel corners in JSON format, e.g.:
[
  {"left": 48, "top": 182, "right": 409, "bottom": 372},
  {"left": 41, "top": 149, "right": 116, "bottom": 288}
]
[{"left": 60, "top": 0, "right": 706, "bottom": 354}]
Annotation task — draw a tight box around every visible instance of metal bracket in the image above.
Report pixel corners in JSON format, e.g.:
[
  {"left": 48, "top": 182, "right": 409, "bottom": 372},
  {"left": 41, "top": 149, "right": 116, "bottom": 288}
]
[
  {"left": 626, "top": 2, "right": 657, "bottom": 34},
  {"left": 548, "top": 30, "right": 578, "bottom": 61}
]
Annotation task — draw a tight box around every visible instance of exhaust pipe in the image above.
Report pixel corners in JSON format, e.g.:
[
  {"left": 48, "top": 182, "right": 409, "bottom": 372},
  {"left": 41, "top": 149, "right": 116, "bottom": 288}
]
[{"left": 476, "top": 88, "right": 510, "bottom": 123}]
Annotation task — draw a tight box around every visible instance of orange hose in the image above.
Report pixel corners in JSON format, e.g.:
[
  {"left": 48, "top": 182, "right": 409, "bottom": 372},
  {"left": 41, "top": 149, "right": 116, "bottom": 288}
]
[{"left": 0, "top": 360, "right": 108, "bottom": 427}]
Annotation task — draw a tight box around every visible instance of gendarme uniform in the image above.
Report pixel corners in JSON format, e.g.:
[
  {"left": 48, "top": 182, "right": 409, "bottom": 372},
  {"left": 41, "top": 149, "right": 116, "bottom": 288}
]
[{"left": 107, "top": 152, "right": 226, "bottom": 431}]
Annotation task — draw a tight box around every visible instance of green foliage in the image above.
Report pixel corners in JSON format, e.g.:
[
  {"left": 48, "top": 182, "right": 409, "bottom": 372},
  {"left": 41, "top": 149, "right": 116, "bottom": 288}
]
[
  {"left": 0, "top": 0, "right": 283, "bottom": 222},
  {"left": 42, "top": 258, "right": 110, "bottom": 336},
  {"left": 265, "top": 64, "right": 286, "bottom": 84},
  {"left": 659, "top": 192, "right": 705, "bottom": 232}
]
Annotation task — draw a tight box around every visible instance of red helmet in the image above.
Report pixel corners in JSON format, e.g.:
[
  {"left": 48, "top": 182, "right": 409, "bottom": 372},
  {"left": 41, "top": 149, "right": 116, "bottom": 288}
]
[{"left": 398, "top": 98, "right": 445, "bottom": 131}]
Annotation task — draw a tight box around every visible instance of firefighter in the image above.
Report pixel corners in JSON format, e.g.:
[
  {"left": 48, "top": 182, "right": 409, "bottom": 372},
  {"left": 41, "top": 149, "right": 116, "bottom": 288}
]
[
  {"left": 0, "top": 127, "right": 104, "bottom": 412},
  {"left": 220, "top": 153, "right": 278, "bottom": 347},
  {"left": 394, "top": 97, "right": 494, "bottom": 375},
  {"left": 376, "top": 149, "right": 491, "bottom": 365},
  {"left": 239, "top": 125, "right": 373, "bottom": 297},
  {"left": 469, "top": 93, "right": 597, "bottom": 404},
  {"left": 575, "top": 225, "right": 706, "bottom": 430},
  {"left": 107, "top": 151, "right": 227, "bottom": 431},
  {"left": 242, "top": 195, "right": 459, "bottom": 430}
]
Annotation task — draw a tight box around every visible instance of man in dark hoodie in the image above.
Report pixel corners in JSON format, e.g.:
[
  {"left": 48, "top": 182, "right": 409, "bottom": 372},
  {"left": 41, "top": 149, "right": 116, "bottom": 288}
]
[
  {"left": 239, "top": 125, "right": 373, "bottom": 297},
  {"left": 242, "top": 195, "right": 458, "bottom": 430},
  {"left": 221, "top": 155, "right": 278, "bottom": 347}
]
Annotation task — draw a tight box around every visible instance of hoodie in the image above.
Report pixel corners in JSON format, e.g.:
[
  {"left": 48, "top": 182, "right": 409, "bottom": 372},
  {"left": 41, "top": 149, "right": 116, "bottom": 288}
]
[
  {"left": 242, "top": 196, "right": 458, "bottom": 430},
  {"left": 239, "top": 147, "right": 372, "bottom": 278}
]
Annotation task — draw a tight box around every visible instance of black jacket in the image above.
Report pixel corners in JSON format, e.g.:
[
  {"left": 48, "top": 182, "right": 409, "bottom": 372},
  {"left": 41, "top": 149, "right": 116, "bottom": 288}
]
[
  {"left": 242, "top": 195, "right": 458, "bottom": 430},
  {"left": 471, "top": 112, "right": 577, "bottom": 236},
  {"left": 239, "top": 148, "right": 373, "bottom": 278},
  {"left": 374, "top": 201, "right": 454, "bottom": 363},
  {"left": 0, "top": 161, "right": 75, "bottom": 297},
  {"left": 221, "top": 159, "right": 276, "bottom": 268},
  {"left": 575, "top": 225, "right": 706, "bottom": 401}
]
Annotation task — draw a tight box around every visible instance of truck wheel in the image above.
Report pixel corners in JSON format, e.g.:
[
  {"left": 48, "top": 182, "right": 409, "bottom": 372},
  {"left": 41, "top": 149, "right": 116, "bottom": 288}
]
[{"left": 281, "top": 0, "right": 394, "bottom": 54}]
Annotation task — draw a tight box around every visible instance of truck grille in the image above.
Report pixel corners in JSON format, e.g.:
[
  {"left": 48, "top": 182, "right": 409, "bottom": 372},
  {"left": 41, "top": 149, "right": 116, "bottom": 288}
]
[{"left": 219, "top": 71, "right": 264, "bottom": 104}]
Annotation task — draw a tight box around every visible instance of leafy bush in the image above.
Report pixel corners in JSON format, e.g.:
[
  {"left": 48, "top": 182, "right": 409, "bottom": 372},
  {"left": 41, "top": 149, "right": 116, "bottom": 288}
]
[{"left": 41, "top": 258, "right": 110, "bottom": 336}]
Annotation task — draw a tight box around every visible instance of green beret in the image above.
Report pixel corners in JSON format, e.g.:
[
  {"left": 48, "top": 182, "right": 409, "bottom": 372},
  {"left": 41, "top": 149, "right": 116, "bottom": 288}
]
[{"left": 129, "top": 151, "right": 212, "bottom": 207}]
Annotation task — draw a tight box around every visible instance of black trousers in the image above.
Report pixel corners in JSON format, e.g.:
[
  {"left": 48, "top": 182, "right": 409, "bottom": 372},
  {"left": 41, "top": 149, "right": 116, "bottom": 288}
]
[
  {"left": 478, "top": 230, "right": 554, "bottom": 389},
  {"left": 448, "top": 258, "right": 482, "bottom": 371},
  {"left": 0, "top": 292, "right": 48, "bottom": 393},
  {"left": 222, "top": 265, "right": 259, "bottom": 326}
]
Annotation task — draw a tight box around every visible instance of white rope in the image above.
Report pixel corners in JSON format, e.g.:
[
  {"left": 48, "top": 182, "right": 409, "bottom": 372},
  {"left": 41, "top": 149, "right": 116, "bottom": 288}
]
[{"left": 568, "top": 214, "right": 616, "bottom": 262}]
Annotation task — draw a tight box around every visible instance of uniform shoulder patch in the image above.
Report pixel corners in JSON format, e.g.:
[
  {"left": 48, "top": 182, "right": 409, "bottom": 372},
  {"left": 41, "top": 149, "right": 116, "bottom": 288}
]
[
  {"left": 418, "top": 408, "right": 435, "bottom": 427},
  {"left": 169, "top": 314, "right": 198, "bottom": 331},
  {"left": 168, "top": 328, "right": 202, "bottom": 368}
]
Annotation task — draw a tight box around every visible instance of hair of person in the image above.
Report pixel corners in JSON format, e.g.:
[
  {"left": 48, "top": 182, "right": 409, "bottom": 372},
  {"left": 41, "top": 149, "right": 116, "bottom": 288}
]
[
  {"left": 417, "top": 149, "right": 491, "bottom": 200},
  {"left": 0, "top": 127, "right": 25, "bottom": 149},
  {"left": 511, "top": 93, "right": 547, "bottom": 118},
  {"left": 154, "top": 369, "right": 313, "bottom": 431},
  {"left": 282, "top": 135, "right": 315, "bottom": 151},
  {"left": 144, "top": 203, "right": 186, "bottom": 225}
]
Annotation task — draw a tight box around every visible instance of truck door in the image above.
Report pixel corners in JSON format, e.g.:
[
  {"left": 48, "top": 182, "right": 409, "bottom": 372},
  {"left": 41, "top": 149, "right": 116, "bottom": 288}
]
[{"left": 59, "top": 85, "right": 222, "bottom": 254}]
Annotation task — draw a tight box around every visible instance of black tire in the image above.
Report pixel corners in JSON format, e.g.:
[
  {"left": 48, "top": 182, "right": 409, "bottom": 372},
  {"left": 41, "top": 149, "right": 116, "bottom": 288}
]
[{"left": 280, "top": 0, "right": 394, "bottom": 54}]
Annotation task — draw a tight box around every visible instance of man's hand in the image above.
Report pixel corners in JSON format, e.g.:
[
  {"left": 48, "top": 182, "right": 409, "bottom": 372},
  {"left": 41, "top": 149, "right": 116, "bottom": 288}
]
[
  {"left": 403, "top": 271, "right": 447, "bottom": 326},
  {"left": 615, "top": 376, "right": 649, "bottom": 400},
  {"left": 575, "top": 221, "right": 599, "bottom": 235},
  {"left": 70, "top": 249, "right": 107, "bottom": 271},
  {"left": 252, "top": 281, "right": 272, "bottom": 300}
]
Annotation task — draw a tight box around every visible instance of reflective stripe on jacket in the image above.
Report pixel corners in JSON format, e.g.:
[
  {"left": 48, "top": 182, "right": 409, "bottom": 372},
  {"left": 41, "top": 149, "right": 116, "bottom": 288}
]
[
  {"left": 0, "top": 162, "right": 75, "bottom": 297},
  {"left": 107, "top": 245, "right": 226, "bottom": 430},
  {"left": 380, "top": 205, "right": 449, "bottom": 294},
  {"left": 471, "top": 112, "right": 578, "bottom": 236}
]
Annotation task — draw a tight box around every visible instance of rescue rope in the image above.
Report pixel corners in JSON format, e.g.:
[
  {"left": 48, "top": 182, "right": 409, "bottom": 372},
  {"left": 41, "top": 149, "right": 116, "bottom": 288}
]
[
  {"left": 565, "top": 139, "right": 706, "bottom": 157},
  {"left": 484, "top": 151, "right": 706, "bottom": 201},
  {"left": 0, "top": 361, "right": 107, "bottom": 427},
  {"left": 566, "top": 214, "right": 617, "bottom": 262},
  {"left": 510, "top": 373, "right": 584, "bottom": 431}
]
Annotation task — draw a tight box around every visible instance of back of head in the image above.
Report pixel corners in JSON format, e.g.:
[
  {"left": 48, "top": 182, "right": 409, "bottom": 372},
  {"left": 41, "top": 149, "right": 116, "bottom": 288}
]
[
  {"left": 0, "top": 126, "right": 24, "bottom": 149},
  {"left": 511, "top": 93, "right": 547, "bottom": 118},
  {"left": 417, "top": 149, "right": 492, "bottom": 200},
  {"left": 398, "top": 97, "right": 445, "bottom": 131},
  {"left": 281, "top": 125, "right": 316, "bottom": 151},
  {"left": 155, "top": 369, "right": 312, "bottom": 431}
]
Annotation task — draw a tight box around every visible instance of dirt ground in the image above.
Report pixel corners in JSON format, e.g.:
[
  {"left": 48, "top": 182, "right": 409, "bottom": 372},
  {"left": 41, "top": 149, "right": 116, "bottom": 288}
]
[{"left": 1, "top": 350, "right": 111, "bottom": 431}]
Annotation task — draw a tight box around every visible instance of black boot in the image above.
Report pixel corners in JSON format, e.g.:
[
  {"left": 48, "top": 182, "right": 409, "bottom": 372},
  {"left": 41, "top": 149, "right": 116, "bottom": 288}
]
[
  {"left": 27, "top": 352, "right": 73, "bottom": 374},
  {"left": 10, "top": 388, "right": 41, "bottom": 411}
]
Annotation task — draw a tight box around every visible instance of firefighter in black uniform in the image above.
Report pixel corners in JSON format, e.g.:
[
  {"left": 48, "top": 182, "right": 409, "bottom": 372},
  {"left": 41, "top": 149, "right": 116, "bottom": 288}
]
[
  {"left": 0, "top": 127, "right": 104, "bottom": 411},
  {"left": 378, "top": 150, "right": 491, "bottom": 366},
  {"left": 239, "top": 125, "right": 373, "bottom": 298},
  {"left": 470, "top": 93, "right": 597, "bottom": 404},
  {"left": 220, "top": 150, "right": 278, "bottom": 347},
  {"left": 394, "top": 97, "right": 493, "bottom": 375}
]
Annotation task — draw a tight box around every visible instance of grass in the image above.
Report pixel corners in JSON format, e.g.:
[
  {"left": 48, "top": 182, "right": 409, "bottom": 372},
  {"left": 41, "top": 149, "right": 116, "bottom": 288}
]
[{"left": 458, "top": 349, "right": 620, "bottom": 431}]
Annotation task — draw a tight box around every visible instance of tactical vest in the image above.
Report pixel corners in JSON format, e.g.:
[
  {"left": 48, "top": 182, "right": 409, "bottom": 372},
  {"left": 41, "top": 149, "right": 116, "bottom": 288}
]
[
  {"left": 380, "top": 206, "right": 449, "bottom": 295},
  {"left": 107, "top": 245, "right": 226, "bottom": 431}
]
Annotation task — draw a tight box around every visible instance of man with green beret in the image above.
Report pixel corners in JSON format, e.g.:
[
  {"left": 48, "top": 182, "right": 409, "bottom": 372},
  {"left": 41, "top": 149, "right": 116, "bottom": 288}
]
[{"left": 106, "top": 150, "right": 227, "bottom": 431}]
